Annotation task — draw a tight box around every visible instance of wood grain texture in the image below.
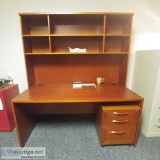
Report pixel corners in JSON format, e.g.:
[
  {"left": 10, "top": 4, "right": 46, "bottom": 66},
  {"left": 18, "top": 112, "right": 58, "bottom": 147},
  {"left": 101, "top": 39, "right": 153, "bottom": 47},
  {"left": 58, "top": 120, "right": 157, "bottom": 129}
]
[
  {"left": 20, "top": 13, "right": 133, "bottom": 86},
  {"left": 97, "top": 105, "right": 141, "bottom": 146},
  {"left": 12, "top": 84, "right": 143, "bottom": 147},
  {"left": 101, "top": 126, "right": 137, "bottom": 145},
  {"left": 34, "top": 103, "right": 98, "bottom": 114},
  {"left": 26, "top": 55, "right": 127, "bottom": 85},
  {"left": 12, "top": 83, "right": 142, "bottom": 103},
  {"left": 12, "top": 103, "right": 36, "bottom": 147}
]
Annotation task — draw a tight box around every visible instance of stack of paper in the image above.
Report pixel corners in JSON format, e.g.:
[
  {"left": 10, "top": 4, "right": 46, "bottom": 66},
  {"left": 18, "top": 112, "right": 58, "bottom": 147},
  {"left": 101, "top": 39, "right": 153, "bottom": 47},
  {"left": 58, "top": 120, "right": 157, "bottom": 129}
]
[{"left": 73, "top": 82, "right": 96, "bottom": 88}]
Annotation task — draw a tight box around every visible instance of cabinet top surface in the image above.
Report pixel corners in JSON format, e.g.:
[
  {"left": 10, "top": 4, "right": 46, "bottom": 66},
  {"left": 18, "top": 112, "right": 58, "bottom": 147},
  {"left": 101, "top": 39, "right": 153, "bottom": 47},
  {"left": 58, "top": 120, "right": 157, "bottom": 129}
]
[
  {"left": 12, "top": 83, "right": 142, "bottom": 103},
  {"left": 19, "top": 12, "right": 134, "bottom": 16},
  {"left": 0, "top": 84, "right": 17, "bottom": 93}
]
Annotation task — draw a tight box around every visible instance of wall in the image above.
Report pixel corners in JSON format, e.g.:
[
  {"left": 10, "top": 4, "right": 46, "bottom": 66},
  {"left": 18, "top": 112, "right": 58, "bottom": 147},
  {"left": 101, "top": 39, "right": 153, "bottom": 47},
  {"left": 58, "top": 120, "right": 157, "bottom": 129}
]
[
  {"left": 0, "top": 0, "right": 160, "bottom": 92},
  {"left": 128, "top": 0, "right": 160, "bottom": 87}
]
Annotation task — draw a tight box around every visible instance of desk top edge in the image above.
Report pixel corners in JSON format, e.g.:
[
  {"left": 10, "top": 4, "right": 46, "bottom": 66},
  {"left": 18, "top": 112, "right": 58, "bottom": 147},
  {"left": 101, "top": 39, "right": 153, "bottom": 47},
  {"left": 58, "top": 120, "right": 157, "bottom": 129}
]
[{"left": 12, "top": 83, "right": 143, "bottom": 103}]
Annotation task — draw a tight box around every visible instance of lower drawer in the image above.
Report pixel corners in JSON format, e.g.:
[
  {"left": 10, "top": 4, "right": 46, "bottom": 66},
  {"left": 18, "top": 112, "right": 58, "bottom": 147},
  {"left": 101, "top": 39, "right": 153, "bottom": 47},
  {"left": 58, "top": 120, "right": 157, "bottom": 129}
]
[{"left": 101, "top": 125, "right": 137, "bottom": 145}]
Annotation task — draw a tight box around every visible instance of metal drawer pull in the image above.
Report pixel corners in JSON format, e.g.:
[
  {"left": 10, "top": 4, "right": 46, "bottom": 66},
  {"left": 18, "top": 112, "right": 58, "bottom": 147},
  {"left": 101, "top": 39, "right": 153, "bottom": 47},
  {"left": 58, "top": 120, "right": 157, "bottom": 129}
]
[
  {"left": 113, "top": 112, "right": 129, "bottom": 116},
  {"left": 112, "top": 120, "right": 128, "bottom": 123},
  {"left": 111, "top": 131, "right": 126, "bottom": 135}
]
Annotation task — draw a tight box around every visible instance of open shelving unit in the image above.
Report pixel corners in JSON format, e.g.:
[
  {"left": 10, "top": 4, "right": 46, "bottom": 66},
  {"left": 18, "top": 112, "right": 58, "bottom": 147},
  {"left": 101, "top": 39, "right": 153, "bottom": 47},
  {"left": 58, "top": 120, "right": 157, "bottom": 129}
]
[{"left": 19, "top": 12, "right": 133, "bottom": 86}]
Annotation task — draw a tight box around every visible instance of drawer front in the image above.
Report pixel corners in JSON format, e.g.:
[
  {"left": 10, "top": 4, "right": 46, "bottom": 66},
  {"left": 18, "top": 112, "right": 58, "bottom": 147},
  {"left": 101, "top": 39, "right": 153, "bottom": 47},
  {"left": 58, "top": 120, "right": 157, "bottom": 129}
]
[
  {"left": 102, "top": 117, "right": 138, "bottom": 127},
  {"left": 102, "top": 105, "right": 140, "bottom": 119},
  {"left": 101, "top": 125, "right": 137, "bottom": 145}
]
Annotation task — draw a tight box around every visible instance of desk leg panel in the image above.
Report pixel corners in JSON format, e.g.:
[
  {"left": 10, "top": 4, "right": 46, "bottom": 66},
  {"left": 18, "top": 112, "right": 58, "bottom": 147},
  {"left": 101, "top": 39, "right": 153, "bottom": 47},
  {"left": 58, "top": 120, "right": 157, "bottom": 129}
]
[{"left": 12, "top": 103, "right": 37, "bottom": 147}]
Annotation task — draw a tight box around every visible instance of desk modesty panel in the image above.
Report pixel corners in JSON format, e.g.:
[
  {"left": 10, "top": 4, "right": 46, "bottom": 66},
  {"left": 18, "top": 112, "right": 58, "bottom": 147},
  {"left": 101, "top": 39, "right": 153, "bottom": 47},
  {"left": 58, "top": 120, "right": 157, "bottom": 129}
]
[{"left": 12, "top": 83, "right": 143, "bottom": 147}]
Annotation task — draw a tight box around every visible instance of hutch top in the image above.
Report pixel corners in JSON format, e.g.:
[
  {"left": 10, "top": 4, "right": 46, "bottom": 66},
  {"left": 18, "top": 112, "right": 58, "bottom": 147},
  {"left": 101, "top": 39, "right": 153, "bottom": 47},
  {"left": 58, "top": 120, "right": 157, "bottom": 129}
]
[{"left": 19, "top": 12, "right": 133, "bottom": 87}]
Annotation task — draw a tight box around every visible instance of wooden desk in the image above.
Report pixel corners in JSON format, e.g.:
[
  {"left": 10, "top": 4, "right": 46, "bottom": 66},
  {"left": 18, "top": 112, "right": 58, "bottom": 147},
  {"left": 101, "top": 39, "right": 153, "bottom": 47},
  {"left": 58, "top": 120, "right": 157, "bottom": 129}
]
[{"left": 12, "top": 83, "right": 143, "bottom": 147}]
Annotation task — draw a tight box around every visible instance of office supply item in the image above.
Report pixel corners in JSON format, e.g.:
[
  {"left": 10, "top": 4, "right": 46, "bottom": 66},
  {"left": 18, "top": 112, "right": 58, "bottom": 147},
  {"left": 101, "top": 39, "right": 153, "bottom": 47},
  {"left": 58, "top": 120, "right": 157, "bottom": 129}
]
[{"left": 73, "top": 83, "right": 96, "bottom": 88}]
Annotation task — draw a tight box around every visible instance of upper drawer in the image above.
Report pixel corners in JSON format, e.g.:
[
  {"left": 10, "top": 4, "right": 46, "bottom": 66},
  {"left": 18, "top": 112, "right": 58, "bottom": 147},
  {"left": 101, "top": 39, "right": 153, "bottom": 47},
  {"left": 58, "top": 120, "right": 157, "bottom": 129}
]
[{"left": 102, "top": 105, "right": 140, "bottom": 119}]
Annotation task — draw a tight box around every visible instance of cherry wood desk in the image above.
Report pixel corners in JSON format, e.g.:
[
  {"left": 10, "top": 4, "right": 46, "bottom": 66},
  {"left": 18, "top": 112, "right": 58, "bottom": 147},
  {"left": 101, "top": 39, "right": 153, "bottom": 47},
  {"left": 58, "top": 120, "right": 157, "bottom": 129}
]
[{"left": 12, "top": 83, "right": 143, "bottom": 147}]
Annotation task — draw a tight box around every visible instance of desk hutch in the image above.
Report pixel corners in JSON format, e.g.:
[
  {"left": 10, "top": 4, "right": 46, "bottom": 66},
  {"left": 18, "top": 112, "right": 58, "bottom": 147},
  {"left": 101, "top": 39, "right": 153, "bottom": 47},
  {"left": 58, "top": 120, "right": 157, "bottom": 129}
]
[{"left": 12, "top": 12, "right": 143, "bottom": 147}]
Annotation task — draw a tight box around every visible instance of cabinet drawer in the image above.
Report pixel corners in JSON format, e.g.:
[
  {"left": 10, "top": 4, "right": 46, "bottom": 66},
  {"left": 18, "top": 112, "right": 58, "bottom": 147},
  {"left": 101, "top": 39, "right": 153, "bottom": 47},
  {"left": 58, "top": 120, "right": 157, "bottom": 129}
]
[
  {"left": 102, "top": 117, "right": 138, "bottom": 127},
  {"left": 102, "top": 105, "right": 140, "bottom": 119},
  {"left": 101, "top": 125, "right": 136, "bottom": 145}
]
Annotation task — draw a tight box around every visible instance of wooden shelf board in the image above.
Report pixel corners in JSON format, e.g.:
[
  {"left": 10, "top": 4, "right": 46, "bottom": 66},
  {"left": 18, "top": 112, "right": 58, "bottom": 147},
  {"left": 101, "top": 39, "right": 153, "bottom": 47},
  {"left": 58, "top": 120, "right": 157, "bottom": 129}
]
[
  {"left": 105, "top": 34, "right": 130, "bottom": 37},
  {"left": 22, "top": 34, "right": 130, "bottom": 37},
  {"left": 50, "top": 34, "right": 104, "bottom": 37},
  {"left": 23, "top": 34, "right": 49, "bottom": 37},
  {"left": 19, "top": 12, "right": 134, "bottom": 16},
  {"left": 24, "top": 52, "right": 129, "bottom": 55}
]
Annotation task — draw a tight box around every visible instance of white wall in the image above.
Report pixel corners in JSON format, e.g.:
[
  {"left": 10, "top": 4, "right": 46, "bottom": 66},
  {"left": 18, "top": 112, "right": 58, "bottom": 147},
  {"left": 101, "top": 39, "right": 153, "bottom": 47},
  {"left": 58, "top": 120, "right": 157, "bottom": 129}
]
[{"left": 0, "top": 0, "right": 160, "bottom": 92}]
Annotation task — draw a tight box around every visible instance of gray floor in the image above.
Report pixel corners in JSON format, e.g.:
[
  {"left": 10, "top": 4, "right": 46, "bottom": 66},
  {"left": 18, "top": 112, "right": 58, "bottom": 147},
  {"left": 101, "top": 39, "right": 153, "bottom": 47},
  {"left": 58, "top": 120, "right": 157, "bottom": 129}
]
[{"left": 0, "top": 115, "right": 160, "bottom": 160}]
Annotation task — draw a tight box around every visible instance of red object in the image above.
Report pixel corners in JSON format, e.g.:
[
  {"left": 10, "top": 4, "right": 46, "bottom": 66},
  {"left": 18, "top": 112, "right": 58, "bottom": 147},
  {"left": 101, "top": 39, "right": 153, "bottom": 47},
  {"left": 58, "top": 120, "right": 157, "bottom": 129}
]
[{"left": 0, "top": 84, "right": 19, "bottom": 132}]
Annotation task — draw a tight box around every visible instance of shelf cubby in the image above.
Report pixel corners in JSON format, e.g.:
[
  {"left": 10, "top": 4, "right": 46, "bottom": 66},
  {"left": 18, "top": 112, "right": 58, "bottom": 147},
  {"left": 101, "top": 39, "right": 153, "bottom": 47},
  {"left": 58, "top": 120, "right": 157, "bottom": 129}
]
[
  {"left": 104, "top": 36, "right": 130, "bottom": 53},
  {"left": 51, "top": 36, "right": 103, "bottom": 53},
  {"left": 105, "top": 15, "right": 132, "bottom": 35},
  {"left": 21, "top": 15, "right": 49, "bottom": 35},
  {"left": 49, "top": 14, "right": 104, "bottom": 35},
  {"left": 23, "top": 36, "right": 50, "bottom": 53}
]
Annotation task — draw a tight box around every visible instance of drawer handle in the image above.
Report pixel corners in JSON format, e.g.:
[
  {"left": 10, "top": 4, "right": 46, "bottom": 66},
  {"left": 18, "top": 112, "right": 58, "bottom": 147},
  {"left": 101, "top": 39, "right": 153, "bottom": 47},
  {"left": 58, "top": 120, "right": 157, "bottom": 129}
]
[
  {"left": 113, "top": 112, "right": 129, "bottom": 116},
  {"left": 112, "top": 120, "right": 128, "bottom": 123},
  {"left": 111, "top": 131, "right": 126, "bottom": 135}
]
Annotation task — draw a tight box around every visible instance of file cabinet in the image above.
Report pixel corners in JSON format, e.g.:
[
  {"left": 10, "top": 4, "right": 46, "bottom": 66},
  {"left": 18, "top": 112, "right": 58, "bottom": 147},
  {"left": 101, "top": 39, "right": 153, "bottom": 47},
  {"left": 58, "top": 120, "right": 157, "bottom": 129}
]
[
  {"left": 132, "top": 50, "right": 160, "bottom": 137},
  {"left": 97, "top": 105, "right": 140, "bottom": 145},
  {"left": 0, "top": 84, "right": 19, "bottom": 132}
]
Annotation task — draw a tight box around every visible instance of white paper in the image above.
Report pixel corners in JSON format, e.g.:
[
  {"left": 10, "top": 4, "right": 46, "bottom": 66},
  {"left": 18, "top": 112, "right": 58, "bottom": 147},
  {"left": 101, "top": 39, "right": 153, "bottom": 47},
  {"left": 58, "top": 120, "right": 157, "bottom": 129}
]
[
  {"left": 73, "top": 83, "right": 96, "bottom": 88},
  {"left": 73, "top": 84, "right": 82, "bottom": 88},
  {"left": 0, "top": 98, "right": 3, "bottom": 110}
]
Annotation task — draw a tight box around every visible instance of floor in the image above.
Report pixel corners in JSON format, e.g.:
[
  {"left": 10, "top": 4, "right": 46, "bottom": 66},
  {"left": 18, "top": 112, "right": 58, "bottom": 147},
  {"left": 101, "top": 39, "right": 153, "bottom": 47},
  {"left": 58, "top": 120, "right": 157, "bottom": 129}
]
[{"left": 0, "top": 115, "right": 160, "bottom": 160}]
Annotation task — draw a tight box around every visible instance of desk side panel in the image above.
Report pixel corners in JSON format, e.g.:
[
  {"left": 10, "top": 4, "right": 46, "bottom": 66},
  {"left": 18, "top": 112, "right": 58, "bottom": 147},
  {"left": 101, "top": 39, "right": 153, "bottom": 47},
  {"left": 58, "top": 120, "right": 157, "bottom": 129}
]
[{"left": 12, "top": 103, "right": 37, "bottom": 147}]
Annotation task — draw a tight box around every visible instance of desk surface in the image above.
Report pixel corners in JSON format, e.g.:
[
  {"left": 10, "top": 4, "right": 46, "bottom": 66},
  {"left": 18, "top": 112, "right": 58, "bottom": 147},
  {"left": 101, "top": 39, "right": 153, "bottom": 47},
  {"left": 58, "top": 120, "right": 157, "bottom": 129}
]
[
  {"left": 12, "top": 83, "right": 143, "bottom": 147},
  {"left": 12, "top": 83, "right": 142, "bottom": 103}
]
